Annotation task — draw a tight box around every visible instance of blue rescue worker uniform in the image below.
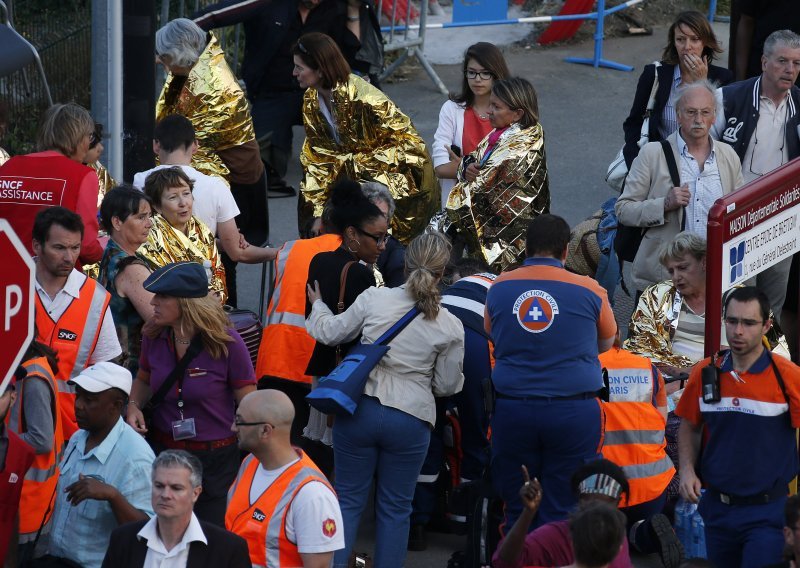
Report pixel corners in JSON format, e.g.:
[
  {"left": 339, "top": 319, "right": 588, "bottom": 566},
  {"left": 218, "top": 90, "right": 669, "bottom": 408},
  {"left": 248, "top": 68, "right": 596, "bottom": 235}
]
[
  {"left": 675, "top": 348, "right": 800, "bottom": 567},
  {"left": 485, "top": 257, "right": 616, "bottom": 531}
]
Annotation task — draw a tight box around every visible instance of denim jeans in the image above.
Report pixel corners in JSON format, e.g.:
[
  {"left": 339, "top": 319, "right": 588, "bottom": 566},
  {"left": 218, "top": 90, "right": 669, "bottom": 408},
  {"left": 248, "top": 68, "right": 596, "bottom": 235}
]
[{"left": 332, "top": 395, "right": 431, "bottom": 568}]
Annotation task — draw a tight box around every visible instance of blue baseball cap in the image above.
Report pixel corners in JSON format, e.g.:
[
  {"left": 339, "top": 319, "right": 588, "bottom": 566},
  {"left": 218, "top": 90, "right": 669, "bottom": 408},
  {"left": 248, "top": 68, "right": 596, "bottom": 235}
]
[{"left": 143, "top": 261, "right": 208, "bottom": 298}]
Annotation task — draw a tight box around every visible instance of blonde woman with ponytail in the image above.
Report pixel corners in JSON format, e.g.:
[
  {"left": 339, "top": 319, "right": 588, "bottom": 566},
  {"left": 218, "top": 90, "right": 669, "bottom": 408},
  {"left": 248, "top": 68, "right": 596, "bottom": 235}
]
[{"left": 306, "top": 230, "right": 465, "bottom": 567}]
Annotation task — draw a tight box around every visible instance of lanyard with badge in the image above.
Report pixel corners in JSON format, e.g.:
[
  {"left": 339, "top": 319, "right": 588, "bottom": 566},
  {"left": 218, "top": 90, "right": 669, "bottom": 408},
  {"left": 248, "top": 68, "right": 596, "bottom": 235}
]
[{"left": 170, "top": 335, "right": 203, "bottom": 441}]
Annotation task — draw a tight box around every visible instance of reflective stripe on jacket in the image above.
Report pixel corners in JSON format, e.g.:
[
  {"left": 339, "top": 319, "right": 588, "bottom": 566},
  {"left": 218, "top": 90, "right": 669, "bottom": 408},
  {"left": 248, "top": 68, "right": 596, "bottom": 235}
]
[
  {"left": 225, "top": 451, "right": 332, "bottom": 567},
  {"left": 599, "top": 348, "right": 674, "bottom": 507},
  {"left": 35, "top": 277, "right": 111, "bottom": 439},
  {"left": 255, "top": 234, "right": 342, "bottom": 383}
]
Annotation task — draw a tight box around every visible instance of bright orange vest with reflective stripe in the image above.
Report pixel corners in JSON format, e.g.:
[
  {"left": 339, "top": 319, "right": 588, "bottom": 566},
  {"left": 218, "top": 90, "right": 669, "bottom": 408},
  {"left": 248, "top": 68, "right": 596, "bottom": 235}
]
[
  {"left": 599, "top": 348, "right": 675, "bottom": 508},
  {"left": 7, "top": 356, "right": 64, "bottom": 537},
  {"left": 225, "top": 451, "right": 333, "bottom": 568},
  {"left": 35, "top": 277, "right": 111, "bottom": 439},
  {"left": 255, "top": 234, "right": 342, "bottom": 383}
]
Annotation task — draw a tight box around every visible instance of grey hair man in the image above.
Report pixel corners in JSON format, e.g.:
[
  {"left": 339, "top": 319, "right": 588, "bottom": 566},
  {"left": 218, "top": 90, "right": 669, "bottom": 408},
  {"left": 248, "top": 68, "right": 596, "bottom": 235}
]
[
  {"left": 712, "top": 29, "right": 800, "bottom": 325},
  {"left": 102, "top": 449, "right": 250, "bottom": 568},
  {"left": 617, "top": 80, "right": 744, "bottom": 292}
]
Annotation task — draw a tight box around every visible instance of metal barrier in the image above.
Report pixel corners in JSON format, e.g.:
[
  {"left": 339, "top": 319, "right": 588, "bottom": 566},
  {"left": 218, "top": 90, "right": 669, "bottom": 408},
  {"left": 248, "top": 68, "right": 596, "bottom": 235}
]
[
  {"left": 381, "top": 0, "right": 645, "bottom": 76},
  {"left": 705, "top": 158, "right": 800, "bottom": 356}
]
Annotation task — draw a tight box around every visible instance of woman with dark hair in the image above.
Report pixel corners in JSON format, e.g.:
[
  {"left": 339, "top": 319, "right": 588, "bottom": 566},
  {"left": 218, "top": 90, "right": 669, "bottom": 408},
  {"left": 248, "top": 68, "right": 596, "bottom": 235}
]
[
  {"left": 301, "top": 180, "right": 387, "bottom": 470},
  {"left": 98, "top": 186, "right": 155, "bottom": 376},
  {"left": 292, "top": 31, "right": 439, "bottom": 244},
  {"left": 433, "top": 42, "right": 511, "bottom": 205},
  {"left": 306, "top": 230, "right": 464, "bottom": 567},
  {"left": 446, "top": 76, "right": 550, "bottom": 272},
  {"left": 622, "top": 10, "right": 733, "bottom": 169},
  {"left": 126, "top": 261, "right": 256, "bottom": 526},
  {"left": 138, "top": 166, "right": 227, "bottom": 303}
]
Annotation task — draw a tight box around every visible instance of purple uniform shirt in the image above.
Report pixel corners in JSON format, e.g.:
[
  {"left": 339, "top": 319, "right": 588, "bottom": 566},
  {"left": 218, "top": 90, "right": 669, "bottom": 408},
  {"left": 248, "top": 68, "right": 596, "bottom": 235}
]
[{"left": 140, "top": 329, "right": 256, "bottom": 441}]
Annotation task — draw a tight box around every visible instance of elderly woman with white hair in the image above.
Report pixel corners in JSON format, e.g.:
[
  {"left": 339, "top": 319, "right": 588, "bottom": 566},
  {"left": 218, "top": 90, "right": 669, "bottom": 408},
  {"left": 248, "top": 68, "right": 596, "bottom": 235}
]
[
  {"left": 155, "top": 17, "right": 268, "bottom": 247},
  {"left": 362, "top": 181, "right": 407, "bottom": 287}
]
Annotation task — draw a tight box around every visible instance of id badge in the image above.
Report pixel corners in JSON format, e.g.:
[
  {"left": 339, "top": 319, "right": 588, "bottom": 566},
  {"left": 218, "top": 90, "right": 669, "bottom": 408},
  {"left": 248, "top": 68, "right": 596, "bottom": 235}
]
[{"left": 172, "top": 417, "right": 197, "bottom": 441}]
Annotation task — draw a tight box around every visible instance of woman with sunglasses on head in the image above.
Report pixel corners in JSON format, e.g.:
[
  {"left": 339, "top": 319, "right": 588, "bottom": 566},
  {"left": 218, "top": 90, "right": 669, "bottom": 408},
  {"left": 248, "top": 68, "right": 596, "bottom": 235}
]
[
  {"left": 306, "top": 230, "right": 464, "bottom": 568},
  {"left": 292, "top": 32, "right": 439, "bottom": 244},
  {"left": 301, "top": 179, "right": 387, "bottom": 474},
  {"left": 446, "top": 76, "right": 550, "bottom": 272},
  {"left": 433, "top": 42, "right": 510, "bottom": 207}
]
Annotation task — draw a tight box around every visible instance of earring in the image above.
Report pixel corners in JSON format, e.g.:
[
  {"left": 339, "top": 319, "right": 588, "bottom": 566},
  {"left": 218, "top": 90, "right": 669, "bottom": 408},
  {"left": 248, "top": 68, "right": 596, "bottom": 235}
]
[{"left": 347, "top": 238, "right": 361, "bottom": 253}]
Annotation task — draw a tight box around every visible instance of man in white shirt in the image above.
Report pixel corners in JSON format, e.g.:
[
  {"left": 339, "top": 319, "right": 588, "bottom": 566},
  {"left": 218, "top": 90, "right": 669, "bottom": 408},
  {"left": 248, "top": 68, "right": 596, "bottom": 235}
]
[
  {"left": 133, "top": 114, "right": 277, "bottom": 307},
  {"left": 31, "top": 207, "right": 121, "bottom": 439},
  {"left": 103, "top": 450, "right": 250, "bottom": 568},
  {"left": 712, "top": 29, "right": 800, "bottom": 325},
  {"left": 226, "top": 390, "right": 344, "bottom": 568}
]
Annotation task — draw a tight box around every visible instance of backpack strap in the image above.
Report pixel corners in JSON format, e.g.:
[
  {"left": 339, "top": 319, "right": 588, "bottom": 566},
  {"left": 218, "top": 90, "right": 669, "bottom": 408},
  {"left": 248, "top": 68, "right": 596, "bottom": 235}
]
[{"left": 659, "top": 140, "right": 686, "bottom": 231}]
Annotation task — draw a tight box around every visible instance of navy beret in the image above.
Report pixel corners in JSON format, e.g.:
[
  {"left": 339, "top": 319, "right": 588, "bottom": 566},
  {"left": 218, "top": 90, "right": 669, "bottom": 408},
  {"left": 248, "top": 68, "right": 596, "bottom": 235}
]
[{"left": 143, "top": 261, "right": 209, "bottom": 298}]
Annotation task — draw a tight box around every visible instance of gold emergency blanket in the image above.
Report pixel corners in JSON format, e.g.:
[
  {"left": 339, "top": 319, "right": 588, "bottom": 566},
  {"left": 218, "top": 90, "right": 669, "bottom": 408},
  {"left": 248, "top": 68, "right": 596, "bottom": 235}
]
[
  {"left": 0, "top": 146, "right": 9, "bottom": 167},
  {"left": 623, "top": 281, "right": 697, "bottom": 368},
  {"left": 299, "top": 74, "right": 440, "bottom": 244},
  {"left": 446, "top": 123, "right": 549, "bottom": 272},
  {"left": 137, "top": 213, "right": 227, "bottom": 303},
  {"left": 156, "top": 33, "right": 256, "bottom": 180},
  {"left": 91, "top": 162, "right": 116, "bottom": 211}
]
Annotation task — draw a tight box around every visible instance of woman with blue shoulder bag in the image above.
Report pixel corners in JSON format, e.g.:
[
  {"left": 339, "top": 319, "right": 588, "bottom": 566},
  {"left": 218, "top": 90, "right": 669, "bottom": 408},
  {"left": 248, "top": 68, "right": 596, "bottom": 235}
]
[{"left": 306, "top": 230, "right": 465, "bottom": 568}]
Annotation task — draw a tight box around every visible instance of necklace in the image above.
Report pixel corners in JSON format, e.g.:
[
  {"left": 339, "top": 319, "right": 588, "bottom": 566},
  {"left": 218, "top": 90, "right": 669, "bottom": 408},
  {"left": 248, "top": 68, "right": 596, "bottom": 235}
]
[
  {"left": 173, "top": 330, "right": 191, "bottom": 345},
  {"left": 474, "top": 107, "right": 488, "bottom": 120}
]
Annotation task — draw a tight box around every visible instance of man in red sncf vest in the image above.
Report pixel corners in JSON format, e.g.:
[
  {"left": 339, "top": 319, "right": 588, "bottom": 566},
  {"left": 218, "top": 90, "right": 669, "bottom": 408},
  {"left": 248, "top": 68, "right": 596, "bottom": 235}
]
[
  {"left": 599, "top": 334, "right": 681, "bottom": 567},
  {"left": 226, "top": 390, "right": 343, "bottom": 567},
  {"left": 32, "top": 207, "right": 121, "bottom": 439},
  {"left": 0, "top": 102, "right": 104, "bottom": 265},
  {"left": 0, "top": 372, "right": 36, "bottom": 566}
]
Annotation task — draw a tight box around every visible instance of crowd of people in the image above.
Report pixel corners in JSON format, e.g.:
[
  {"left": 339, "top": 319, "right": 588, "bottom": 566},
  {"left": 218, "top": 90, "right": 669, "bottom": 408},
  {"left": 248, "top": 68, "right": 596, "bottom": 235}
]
[{"left": 1, "top": 3, "right": 800, "bottom": 568}]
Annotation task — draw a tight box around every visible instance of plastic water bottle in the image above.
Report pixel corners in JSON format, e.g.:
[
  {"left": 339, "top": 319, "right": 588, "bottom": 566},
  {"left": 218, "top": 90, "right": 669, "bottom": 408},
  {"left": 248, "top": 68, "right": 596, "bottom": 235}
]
[
  {"left": 690, "top": 493, "right": 707, "bottom": 558},
  {"left": 674, "top": 497, "right": 697, "bottom": 557},
  {"left": 203, "top": 260, "right": 213, "bottom": 284}
]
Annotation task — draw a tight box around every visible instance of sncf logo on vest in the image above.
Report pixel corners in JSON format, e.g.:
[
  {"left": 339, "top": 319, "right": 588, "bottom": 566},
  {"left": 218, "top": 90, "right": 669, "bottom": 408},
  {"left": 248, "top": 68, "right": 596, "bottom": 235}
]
[
  {"left": 57, "top": 329, "right": 78, "bottom": 341},
  {"left": 0, "top": 176, "right": 66, "bottom": 206},
  {"left": 252, "top": 508, "right": 266, "bottom": 522}
]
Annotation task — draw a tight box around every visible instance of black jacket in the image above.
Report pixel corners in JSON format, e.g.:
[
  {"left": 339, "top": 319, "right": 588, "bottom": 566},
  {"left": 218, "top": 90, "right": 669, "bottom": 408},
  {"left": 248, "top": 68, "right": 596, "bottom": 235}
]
[
  {"left": 101, "top": 519, "right": 251, "bottom": 568},
  {"left": 718, "top": 75, "right": 800, "bottom": 162},
  {"left": 622, "top": 62, "right": 734, "bottom": 168}
]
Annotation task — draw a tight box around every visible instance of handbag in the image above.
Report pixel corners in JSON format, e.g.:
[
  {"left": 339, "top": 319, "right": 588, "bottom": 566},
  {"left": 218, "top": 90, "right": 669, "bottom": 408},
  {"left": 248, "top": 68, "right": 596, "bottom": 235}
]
[
  {"left": 606, "top": 61, "right": 661, "bottom": 192},
  {"left": 225, "top": 307, "right": 263, "bottom": 369},
  {"left": 141, "top": 335, "right": 203, "bottom": 427},
  {"left": 306, "top": 306, "right": 421, "bottom": 416}
]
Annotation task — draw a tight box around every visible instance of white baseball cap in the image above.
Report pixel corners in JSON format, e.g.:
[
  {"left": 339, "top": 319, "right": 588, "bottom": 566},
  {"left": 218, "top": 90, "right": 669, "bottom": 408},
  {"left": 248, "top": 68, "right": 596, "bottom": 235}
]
[{"left": 68, "top": 362, "right": 132, "bottom": 396}]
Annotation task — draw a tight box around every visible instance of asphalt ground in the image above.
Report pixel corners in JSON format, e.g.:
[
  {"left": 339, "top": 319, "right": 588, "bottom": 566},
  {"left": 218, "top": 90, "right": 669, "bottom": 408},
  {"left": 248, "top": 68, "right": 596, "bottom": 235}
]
[{"left": 232, "top": 16, "right": 732, "bottom": 567}]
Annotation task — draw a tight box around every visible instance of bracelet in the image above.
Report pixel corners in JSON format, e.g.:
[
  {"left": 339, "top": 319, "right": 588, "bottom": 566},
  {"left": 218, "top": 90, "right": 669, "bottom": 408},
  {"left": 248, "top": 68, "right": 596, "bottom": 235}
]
[
  {"left": 129, "top": 399, "right": 140, "bottom": 408},
  {"left": 347, "top": 15, "right": 360, "bottom": 21}
]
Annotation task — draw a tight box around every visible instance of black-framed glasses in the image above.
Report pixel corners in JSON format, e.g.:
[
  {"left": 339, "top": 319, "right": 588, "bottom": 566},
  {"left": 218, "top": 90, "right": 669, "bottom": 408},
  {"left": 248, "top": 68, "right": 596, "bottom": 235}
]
[
  {"left": 465, "top": 69, "right": 493, "bottom": 81},
  {"left": 89, "top": 132, "right": 100, "bottom": 147},
  {"left": 356, "top": 227, "right": 389, "bottom": 246},
  {"left": 234, "top": 419, "right": 273, "bottom": 428}
]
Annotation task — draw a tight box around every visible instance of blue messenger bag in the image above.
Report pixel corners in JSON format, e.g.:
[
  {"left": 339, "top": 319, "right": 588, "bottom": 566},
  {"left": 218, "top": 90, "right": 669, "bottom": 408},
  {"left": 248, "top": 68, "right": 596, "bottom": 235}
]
[{"left": 306, "top": 306, "right": 420, "bottom": 416}]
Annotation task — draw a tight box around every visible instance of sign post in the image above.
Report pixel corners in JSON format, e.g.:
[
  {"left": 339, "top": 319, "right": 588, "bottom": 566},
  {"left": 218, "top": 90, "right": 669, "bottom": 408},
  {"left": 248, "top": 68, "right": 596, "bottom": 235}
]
[
  {"left": 706, "top": 159, "right": 800, "bottom": 356},
  {"left": 0, "top": 219, "right": 35, "bottom": 395}
]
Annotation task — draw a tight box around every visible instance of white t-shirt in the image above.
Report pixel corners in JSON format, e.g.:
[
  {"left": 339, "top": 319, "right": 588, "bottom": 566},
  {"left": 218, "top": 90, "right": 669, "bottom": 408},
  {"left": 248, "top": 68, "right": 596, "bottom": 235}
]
[
  {"left": 35, "top": 268, "right": 122, "bottom": 363},
  {"left": 133, "top": 164, "right": 240, "bottom": 235},
  {"left": 249, "top": 459, "right": 344, "bottom": 554}
]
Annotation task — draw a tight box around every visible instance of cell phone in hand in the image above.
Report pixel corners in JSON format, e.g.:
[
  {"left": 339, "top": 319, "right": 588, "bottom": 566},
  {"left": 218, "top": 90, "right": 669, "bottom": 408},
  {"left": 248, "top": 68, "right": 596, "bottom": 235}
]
[{"left": 450, "top": 144, "right": 462, "bottom": 157}]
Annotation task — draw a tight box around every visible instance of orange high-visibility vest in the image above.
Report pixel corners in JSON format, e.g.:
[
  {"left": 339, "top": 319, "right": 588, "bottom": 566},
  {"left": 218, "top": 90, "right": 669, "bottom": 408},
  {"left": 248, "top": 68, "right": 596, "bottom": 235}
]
[
  {"left": 599, "top": 348, "right": 675, "bottom": 508},
  {"left": 255, "top": 234, "right": 342, "bottom": 383},
  {"left": 225, "top": 451, "right": 333, "bottom": 568},
  {"left": 35, "top": 277, "right": 111, "bottom": 439},
  {"left": 7, "top": 356, "right": 64, "bottom": 537}
]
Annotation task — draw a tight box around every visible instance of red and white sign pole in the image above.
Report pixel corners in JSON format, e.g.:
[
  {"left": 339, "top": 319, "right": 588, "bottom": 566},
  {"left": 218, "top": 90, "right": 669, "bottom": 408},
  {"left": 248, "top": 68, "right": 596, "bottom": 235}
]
[{"left": 0, "top": 219, "right": 35, "bottom": 395}]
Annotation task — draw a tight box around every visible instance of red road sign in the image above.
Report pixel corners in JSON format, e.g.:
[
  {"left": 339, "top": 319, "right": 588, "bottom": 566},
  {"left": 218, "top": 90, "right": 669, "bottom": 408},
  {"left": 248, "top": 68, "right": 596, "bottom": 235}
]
[{"left": 0, "top": 219, "right": 35, "bottom": 395}]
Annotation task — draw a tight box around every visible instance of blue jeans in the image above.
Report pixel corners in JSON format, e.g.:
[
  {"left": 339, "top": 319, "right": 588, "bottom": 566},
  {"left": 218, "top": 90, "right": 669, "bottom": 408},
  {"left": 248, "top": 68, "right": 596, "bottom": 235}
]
[
  {"left": 333, "top": 396, "right": 431, "bottom": 568},
  {"left": 699, "top": 492, "right": 785, "bottom": 567}
]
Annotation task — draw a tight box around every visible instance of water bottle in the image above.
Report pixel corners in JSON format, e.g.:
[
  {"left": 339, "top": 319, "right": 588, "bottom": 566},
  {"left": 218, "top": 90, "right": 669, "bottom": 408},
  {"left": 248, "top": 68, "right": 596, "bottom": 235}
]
[
  {"left": 690, "top": 493, "right": 707, "bottom": 558},
  {"left": 203, "top": 260, "right": 213, "bottom": 284},
  {"left": 674, "top": 497, "right": 697, "bottom": 557}
]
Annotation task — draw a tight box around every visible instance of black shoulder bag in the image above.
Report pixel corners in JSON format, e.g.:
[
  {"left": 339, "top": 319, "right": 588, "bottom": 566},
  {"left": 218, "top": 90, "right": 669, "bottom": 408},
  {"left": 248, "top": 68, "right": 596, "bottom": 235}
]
[{"left": 142, "top": 335, "right": 203, "bottom": 427}]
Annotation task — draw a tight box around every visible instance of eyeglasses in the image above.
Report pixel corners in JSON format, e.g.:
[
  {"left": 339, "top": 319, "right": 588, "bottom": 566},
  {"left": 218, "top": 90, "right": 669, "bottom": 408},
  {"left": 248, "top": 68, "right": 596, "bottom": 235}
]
[
  {"left": 356, "top": 227, "right": 389, "bottom": 246},
  {"left": 89, "top": 132, "right": 100, "bottom": 147},
  {"left": 234, "top": 419, "right": 273, "bottom": 428},
  {"left": 296, "top": 41, "right": 308, "bottom": 54},
  {"left": 680, "top": 108, "right": 714, "bottom": 119},
  {"left": 723, "top": 317, "right": 765, "bottom": 328},
  {"left": 466, "top": 69, "right": 493, "bottom": 81}
]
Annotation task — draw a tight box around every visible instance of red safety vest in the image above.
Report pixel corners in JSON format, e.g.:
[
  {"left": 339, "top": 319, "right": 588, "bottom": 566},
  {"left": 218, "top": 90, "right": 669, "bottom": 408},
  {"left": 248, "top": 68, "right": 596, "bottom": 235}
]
[
  {"left": 0, "top": 153, "right": 89, "bottom": 255},
  {"left": 225, "top": 451, "right": 333, "bottom": 568},
  {"left": 599, "top": 347, "right": 675, "bottom": 507},
  {"left": 255, "top": 234, "right": 342, "bottom": 383},
  {"left": 7, "top": 356, "right": 65, "bottom": 537},
  {"left": 35, "top": 276, "right": 111, "bottom": 439},
  {"left": 0, "top": 429, "right": 35, "bottom": 562}
]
